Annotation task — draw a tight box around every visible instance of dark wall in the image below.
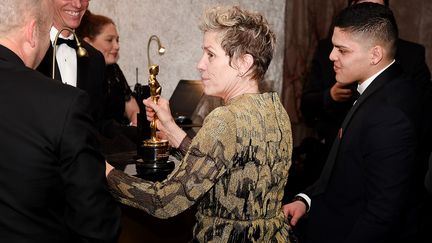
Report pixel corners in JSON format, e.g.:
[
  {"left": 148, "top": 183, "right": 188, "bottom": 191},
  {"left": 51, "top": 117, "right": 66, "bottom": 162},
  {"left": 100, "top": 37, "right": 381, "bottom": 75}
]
[{"left": 391, "top": 0, "right": 432, "bottom": 70}]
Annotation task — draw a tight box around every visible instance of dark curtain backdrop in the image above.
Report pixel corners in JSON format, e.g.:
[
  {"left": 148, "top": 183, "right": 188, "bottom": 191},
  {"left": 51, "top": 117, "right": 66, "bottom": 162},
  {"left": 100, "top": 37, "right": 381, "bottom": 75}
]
[{"left": 283, "top": 0, "right": 432, "bottom": 146}]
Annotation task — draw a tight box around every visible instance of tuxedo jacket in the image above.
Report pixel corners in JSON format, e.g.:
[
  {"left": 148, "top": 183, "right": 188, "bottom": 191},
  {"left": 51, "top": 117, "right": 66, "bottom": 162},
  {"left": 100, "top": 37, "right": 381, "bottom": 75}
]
[
  {"left": 0, "top": 45, "right": 120, "bottom": 242},
  {"left": 302, "top": 63, "right": 432, "bottom": 243},
  {"left": 425, "top": 154, "right": 432, "bottom": 193},
  {"left": 37, "top": 41, "right": 107, "bottom": 130},
  {"left": 301, "top": 38, "right": 431, "bottom": 148}
]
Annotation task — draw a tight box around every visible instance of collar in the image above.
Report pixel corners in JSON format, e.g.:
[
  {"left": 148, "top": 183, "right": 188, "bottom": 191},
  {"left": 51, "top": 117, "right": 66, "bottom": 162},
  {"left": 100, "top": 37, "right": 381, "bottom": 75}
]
[
  {"left": 50, "top": 26, "right": 74, "bottom": 44},
  {"left": 0, "top": 44, "right": 26, "bottom": 66},
  {"left": 357, "top": 59, "right": 395, "bottom": 95}
]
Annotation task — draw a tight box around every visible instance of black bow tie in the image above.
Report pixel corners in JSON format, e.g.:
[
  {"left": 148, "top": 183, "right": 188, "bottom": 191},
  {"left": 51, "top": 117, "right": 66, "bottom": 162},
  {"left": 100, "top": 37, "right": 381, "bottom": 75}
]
[
  {"left": 56, "top": 38, "right": 77, "bottom": 49},
  {"left": 352, "top": 88, "right": 360, "bottom": 100}
]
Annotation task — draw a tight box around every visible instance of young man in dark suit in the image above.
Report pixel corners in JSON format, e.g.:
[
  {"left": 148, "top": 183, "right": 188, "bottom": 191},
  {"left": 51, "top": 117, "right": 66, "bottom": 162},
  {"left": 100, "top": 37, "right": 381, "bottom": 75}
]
[
  {"left": 426, "top": 154, "right": 432, "bottom": 193},
  {"left": 296, "top": 0, "right": 431, "bottom": 188},
  {"left": 283, "top": 3, "right": 432, "bottom": 243},
  {"left": 0, "top": 0, "right": 120, "bottom": 242},
  {"left": 284, "top": 0, "right": 432, "bottom": 226}
]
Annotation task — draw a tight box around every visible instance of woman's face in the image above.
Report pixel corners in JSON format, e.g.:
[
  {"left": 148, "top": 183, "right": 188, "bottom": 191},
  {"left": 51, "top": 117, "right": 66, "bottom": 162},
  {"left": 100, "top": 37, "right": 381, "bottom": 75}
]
[
  {"left": 85, "top": 23, "right": 120, "bottom": 65},
  {"left": 196, "top": 31, "right": 240, "bottom": 101}
]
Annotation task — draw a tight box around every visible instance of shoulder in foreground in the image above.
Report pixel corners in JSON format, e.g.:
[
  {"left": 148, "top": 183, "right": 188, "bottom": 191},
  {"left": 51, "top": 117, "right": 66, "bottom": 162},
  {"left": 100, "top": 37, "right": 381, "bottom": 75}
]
[{"left": 31, "top": 69, "right": 86, "bottom": 96}]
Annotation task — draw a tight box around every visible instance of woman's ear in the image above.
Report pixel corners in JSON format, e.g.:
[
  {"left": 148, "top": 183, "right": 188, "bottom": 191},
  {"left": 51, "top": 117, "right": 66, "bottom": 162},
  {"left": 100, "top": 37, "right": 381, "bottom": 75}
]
[{"left": 239, "top": 53, "right": 254, "bottom": 76}]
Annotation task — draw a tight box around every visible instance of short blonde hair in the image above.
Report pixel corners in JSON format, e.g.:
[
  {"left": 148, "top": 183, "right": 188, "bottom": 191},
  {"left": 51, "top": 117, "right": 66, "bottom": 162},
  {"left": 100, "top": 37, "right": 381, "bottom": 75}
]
[
  {"left": 0, "top": 0, "right": 49, "bottom": 36},
  {"left": 199, "top": 5, "right": 276, "bottom": 82}
]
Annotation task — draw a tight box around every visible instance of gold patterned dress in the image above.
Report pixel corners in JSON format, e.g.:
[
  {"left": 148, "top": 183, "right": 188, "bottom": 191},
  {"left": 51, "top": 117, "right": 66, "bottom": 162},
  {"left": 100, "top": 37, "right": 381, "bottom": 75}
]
[{"left": 107, "top": 92, "right": 293, "bottom": 242}]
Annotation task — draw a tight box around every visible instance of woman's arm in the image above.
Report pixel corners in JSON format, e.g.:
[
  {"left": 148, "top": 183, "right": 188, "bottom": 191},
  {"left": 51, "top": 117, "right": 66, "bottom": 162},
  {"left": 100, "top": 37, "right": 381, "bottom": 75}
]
[
  {"left": 143, "top": 97, "right": 186, "bottom": 148},
  {"left": 124, "top": 96, "right": 139, "bottom": 126},
  {"left": 106, "top": 108, "right": 235, "bottom": 219}
]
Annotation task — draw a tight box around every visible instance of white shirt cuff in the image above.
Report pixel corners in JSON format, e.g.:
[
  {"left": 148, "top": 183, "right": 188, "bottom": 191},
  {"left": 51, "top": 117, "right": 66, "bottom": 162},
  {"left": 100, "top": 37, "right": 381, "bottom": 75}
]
[{"left": 296, "top": 193, "right": 311, "bottom": 212}]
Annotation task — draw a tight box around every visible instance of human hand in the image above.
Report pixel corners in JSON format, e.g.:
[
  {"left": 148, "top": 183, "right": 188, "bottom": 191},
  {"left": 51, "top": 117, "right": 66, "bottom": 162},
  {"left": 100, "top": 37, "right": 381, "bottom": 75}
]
[
  {"left": 282, "top": 201, "right": 307, "bottom": 226},
  {"left": 330, "top": 82, "right": 354, "bottom": 102},
  {"left": 143, "top": 97, "right": 175, "bottom": 134},
  {"left": 105, "top": 161, "right": 114, "bottom": 177},
  {"left": 143, "top": 97, "right": 186, "bottom": 147}
]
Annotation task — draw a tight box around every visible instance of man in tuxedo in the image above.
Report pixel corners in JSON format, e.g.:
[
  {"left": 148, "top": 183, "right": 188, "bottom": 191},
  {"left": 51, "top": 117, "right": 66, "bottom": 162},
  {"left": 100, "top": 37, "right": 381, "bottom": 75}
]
[
  {"left": 0, "top": 0, "right": 120, "bottom": 242},
  {"left": 36, "top": 0, "right": 137, "bottom": 151},
  {"left": 426, "top": 154, "right": 432, "bottom": 193},
  {"left": 285, "top": 0, "right": 432, "bottom": 211},
  {"left": 37, "top": 0, "right": 106, "bottom": 130},
  {"left": 283, "top": 3, "right": 432, "bottom": 243},
  {"left": 300, "top": 0, "right": 430, "bottom": 158}
]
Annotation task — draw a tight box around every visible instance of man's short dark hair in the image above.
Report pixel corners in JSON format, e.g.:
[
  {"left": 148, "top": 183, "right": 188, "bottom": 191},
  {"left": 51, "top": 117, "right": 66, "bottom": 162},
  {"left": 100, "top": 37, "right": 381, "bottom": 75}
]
[
  {"left": 335, "top": 2, "right": 398, "bottom": 58},
  {"left": 348, "top": 0, "right": 390, "bottom": 7}
]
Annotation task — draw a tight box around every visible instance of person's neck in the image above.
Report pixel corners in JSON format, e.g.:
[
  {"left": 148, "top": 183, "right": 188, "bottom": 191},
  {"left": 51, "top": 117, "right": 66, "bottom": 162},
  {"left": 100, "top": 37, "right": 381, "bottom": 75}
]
[
  {"left": 223, "top": 82, "right": 260, "bottom": 103},
  {"left": 0, "top": 37, "right": 33, "bottom": 68},
  {"left": 358, "top": 59, "right": 395, "bottom": 85},
  {"left": 52, "top": 25, "right": 74, "bottom": 39}
]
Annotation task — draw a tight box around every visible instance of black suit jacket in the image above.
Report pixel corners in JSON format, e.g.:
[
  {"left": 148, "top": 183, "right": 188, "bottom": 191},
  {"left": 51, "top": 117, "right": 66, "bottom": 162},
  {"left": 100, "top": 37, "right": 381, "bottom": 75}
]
[
  {"left": 301, "top": 38, "right": 431, "bottom": 148},
  {"left": 37, "top": 40, "right": 139, "bottom": 152},
  {"left": 37, "top": 41, "right": 106, "bottom": 130},
  {"left": 426, "top": 154, "right": 432, "bottom": 193},
  {"left": 302, "top": 63, "right": 431, "bottom": 243},
  {"left": 0, "top": 45, "right": 120, "bottom": 242}
]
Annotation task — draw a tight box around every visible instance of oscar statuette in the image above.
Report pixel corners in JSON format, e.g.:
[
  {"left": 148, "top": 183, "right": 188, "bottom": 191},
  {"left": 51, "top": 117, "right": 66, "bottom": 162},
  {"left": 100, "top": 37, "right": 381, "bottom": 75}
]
[{"left": 136, "top": 65, "right": 173, "bottom": 181}]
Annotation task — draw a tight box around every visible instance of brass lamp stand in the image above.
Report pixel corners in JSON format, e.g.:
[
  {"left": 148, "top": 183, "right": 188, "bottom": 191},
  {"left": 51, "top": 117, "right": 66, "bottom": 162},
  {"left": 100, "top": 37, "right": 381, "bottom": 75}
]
[{"left": 51, "top": 27, "right": 87, "bottom": 79}]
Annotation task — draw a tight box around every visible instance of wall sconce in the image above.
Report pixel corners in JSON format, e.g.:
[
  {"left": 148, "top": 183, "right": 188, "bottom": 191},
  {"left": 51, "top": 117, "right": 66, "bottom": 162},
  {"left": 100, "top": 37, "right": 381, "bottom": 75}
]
[
  {"left": 51, "top": 27, "right": 88, "bottom": 79},
  {"left": 147, "top": 35, "right": 165, "bottom": 68}
]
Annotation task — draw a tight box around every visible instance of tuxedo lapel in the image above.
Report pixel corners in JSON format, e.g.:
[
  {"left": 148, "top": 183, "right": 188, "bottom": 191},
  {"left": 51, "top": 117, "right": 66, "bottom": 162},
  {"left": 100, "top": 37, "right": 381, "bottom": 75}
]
[
  {"left": 76, "top": 41, "right": 98, "bottom": 90},
  {"left": 340, "top": 64, "right": 400, "bottom": 130},
  {"left": 76, "top": 52, "right": 88, "bottom": 88},
  {"left": 37, "top": 45, "right": 62, "bottom": 82}
]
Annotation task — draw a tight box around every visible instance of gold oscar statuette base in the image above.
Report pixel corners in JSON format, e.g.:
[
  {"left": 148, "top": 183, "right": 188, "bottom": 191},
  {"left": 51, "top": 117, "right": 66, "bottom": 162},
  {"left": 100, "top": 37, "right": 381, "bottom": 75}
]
[
  {"left": 139, "top": 139, "right": 169, "bottom": 163},
  {"left": 136, "top": 139, "right": 174, "bottom": 182}
]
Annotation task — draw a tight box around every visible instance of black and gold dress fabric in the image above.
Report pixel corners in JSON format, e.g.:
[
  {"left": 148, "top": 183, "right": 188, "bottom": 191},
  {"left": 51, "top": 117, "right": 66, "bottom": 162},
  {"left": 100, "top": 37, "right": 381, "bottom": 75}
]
[{"left": 107, "top": 92, "right": 293, "bottom": 242}]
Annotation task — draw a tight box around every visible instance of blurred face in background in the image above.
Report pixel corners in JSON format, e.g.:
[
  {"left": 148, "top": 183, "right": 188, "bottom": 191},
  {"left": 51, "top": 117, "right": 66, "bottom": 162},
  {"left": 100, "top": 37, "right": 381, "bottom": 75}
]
[{"left": 84, "top": 23, "right": 120, "bottom": 65}]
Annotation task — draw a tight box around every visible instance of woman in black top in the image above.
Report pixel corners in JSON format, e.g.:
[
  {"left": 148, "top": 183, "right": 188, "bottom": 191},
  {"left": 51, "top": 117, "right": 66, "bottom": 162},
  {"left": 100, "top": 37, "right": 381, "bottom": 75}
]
[{"left": 77, "top": 10, "right": 140, "bottom": 127}]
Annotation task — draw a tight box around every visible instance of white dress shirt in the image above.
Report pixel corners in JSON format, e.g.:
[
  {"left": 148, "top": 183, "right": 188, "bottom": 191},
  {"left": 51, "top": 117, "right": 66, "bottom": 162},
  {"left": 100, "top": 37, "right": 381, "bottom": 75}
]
[
  {"left": 50, "top": 27, "right": 77, "bottom": 87},
  {"left": 357, "top": 59, "right": 395, "bottom": 95}
]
